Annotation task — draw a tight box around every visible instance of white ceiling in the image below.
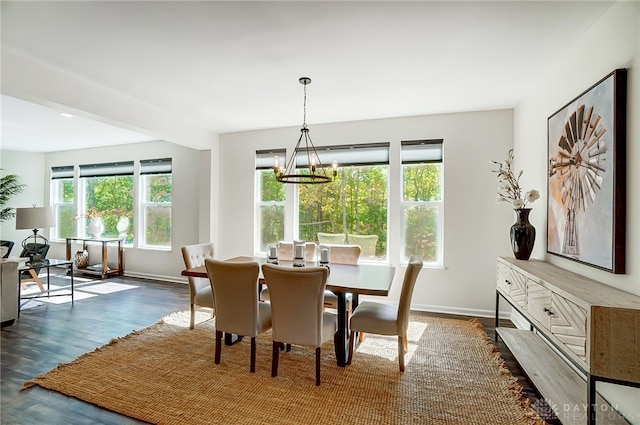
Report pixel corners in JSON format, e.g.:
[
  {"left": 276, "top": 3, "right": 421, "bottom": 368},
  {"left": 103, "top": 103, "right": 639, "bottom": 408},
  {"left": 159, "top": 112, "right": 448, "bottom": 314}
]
[{"left": 0, "top": 1, "right": 615, "bottom": 153}]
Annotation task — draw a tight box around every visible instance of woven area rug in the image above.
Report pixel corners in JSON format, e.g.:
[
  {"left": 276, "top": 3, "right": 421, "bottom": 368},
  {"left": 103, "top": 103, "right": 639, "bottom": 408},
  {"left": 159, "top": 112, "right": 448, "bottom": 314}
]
[{"left": 23, "top": 312, "right": 544, "bottom": 425}]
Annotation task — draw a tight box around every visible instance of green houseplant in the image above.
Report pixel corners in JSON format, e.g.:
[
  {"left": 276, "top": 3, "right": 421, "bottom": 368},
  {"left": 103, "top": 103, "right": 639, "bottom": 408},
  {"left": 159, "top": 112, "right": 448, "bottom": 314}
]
[{"left": 0, "top": 172, "right": 26, "bottom": 223}]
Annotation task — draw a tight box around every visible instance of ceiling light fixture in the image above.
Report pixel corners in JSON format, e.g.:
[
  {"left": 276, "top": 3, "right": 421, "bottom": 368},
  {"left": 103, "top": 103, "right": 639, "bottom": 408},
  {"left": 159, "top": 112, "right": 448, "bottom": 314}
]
[
  {"left": 59, "top": 113, "right": 74, "bottom": 118},
  {"left": 274, "top": 77, "right": 337, "bottom": 184}
]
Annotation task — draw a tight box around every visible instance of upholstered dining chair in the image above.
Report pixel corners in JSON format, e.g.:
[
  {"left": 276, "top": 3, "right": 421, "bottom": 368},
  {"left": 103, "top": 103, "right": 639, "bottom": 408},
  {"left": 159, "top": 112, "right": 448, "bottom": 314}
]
[
  {"left": 261, "top": 264, "right": 337, "bottom": 386},
  {"left": 205, "top": 258, "right": 272, "bottom": 372},
  {"left": 322, "top": 245, "right": 361, "bottom": 311},
  {"left": 260, "top": 242, "right": 317, "bottom": 302},
  {"left": 181, "top": 243, "right": 216, "bottom": 330},
  {"left": 348, "top": 256, "right": 423, "bottom": 371}
]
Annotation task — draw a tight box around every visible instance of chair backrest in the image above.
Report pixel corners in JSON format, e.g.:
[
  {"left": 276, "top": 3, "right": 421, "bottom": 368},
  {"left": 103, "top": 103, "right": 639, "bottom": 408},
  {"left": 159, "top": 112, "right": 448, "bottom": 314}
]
[
  {"left": 19, "top": 243, "right": 50, "bottom": 261},
  {"left": 277, "top": 242, "right": 316, "bottom": 262},
  {"left": 0, "top": 240, "right": 14, "bottom": 258},
  {"left": 329, "top": 245, "right": 361, "bottom": 265},
  {"left": 305, "top": 242, "right": 317, "bottom": 262},
  {"left": 347, "top": 234, "right": 378, "bottom": 258},
  {"left": 397, "top": 257, "right": 424, "bottom": 335},
  {"left": 261, "top": 264, "right": 328, "bottom": 347},
  {"left": 205, "top": 259, "right": 261, "bottom": 336},
  {"left": 277, "top": 241, "right": 293, "bottom": 261},
  {"left": 317, "top": 232, "right": 347, "bottom": 245},
  {"left": 181, "top": 243, "right": 215, "bottom": 291}
]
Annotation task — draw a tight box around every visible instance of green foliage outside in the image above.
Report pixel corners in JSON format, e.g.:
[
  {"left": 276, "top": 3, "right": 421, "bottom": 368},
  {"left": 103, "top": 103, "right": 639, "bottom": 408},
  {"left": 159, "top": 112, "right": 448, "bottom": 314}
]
[
  {"left": 403, "top": 163, "right": 442, "bottom": 262},
  {"left": 143, "top": 175, "right": 172, "bottom": 246},
  {"left": 83, "top": 175, "right": 135, "bottom": 243}
]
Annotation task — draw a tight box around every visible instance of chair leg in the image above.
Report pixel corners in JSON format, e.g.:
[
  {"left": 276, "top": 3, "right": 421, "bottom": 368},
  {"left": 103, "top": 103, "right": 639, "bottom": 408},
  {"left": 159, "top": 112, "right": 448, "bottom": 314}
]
[
  {"left": 190, "top": 303, "right": 195, "bottom": 330},
  {"left": 215, "top": 330, "right": 222, "bottom": 364},
  {"left": 358, "top": 332, "right": 364, "bottom": 342},
  {"left": 347, "top": 330, "right": 355, "bottom": 365},
  {"left": 398, "top": 336, "right": 405, "bottom": 372},
  {"left": 272, "top": 341, "right": 279, "bottom": 378},
  {"left": 250, "top": 337, "right": 256, "bottom": 373},
  {"left": 315, "top": 347, "right": 321, "bottom": 386},
  {"left": 286, "top": 343, "right": 291, "bottom": 352},
  {"left": 403, "top": 334, "right": 408, "bottom": 352}
]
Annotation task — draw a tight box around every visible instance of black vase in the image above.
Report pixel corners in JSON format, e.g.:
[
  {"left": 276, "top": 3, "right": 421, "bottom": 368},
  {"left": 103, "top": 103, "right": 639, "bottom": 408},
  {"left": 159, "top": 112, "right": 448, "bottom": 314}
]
[{"left": 510, "top": 208, "right": 535, "bottom": 260}]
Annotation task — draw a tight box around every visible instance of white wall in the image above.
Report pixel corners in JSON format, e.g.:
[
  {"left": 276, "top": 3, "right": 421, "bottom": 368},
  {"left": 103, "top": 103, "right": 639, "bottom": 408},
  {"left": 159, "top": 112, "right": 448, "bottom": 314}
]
[
  {"left": 514, "top": 2, "right": 639, "bottom": 422},
  {"left": 0, "top": 150, "right": 48, "bottom": 247},
  {"left": 219, "top": 110, "right": 515, "bottom": 317}
]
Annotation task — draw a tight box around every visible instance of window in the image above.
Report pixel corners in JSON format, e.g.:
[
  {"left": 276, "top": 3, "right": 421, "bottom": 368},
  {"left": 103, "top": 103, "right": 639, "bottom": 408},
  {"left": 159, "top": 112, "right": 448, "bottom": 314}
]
[
  {"left": 79, "top": 161, "right": 134, "bottom": 242},
  {"left": 297, "top": 143, "right": 389, "bottom": 260},
  {"left": 51, "top": 166, "right": 75, "bottom": 240},
  {"left": 139, "top": 158, "right": 172, "bottom": 249},
  {"left": 256, "top": 150, "right": 286, "bottom": 253},
  {"left": 401, "top": 140, "right": 444, "bottom": 266}
]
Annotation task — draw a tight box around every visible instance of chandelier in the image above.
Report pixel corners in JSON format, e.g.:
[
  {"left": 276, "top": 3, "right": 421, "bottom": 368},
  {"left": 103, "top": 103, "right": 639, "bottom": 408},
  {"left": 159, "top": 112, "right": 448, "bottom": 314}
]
[{"left": 274, "top": 77, "right": 337, "bottom": 184}]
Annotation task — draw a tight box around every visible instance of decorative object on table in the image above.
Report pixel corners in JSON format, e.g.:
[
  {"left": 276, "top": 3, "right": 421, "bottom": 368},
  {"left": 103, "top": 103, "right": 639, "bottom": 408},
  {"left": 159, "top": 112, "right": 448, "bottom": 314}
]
[
  {"left": 547, "top": 68, "right": 627, "bottom": 274},
  {"left": 491, "top": 149, "right": 540, "bottom": 260},
  {"left": 73, "top": 207, "right": 105, "bottom": 238},
  {"left": 0, "top": 171, "right": 26, "bottom": 223},
  {"left": 273, "top": 77, "right": 337, "bottom": 184},
  {"left": 87, "top": 217, "right": 105, "bottom": 238},
  {"left": 293, "top": 240, "right": 305, "bottom": 267},
  {"left": 15, "top": 205, "right": 54, "bottom": 262},
  {"left": 74, "top": 250, "right": 89, "bottom": 269},
  {"left": 267, "top": 244, "right": 279, "bottom": 264},
  {"left": 116, "top": 217, "right": 130, "bottom": 238}
]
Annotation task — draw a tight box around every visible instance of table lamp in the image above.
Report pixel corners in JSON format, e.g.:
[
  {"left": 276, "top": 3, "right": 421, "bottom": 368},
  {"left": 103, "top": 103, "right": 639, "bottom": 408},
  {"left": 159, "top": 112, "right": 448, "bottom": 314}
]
[{"left": 15, "top": 205, "right": 54, "bottom": 262}]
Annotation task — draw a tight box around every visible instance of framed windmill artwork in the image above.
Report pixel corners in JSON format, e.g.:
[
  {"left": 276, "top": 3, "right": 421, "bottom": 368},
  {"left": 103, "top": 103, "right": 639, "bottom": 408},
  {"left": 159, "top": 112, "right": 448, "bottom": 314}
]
[{"left": 547, "top": 68, "right": 627, "bottom": 274}]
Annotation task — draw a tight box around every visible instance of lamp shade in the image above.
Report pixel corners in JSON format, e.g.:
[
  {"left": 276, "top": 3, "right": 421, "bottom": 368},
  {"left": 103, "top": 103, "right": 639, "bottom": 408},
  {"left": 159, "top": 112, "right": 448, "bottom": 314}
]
[{"left": 15, "top": 207, "right": 54, "bottom": 230}]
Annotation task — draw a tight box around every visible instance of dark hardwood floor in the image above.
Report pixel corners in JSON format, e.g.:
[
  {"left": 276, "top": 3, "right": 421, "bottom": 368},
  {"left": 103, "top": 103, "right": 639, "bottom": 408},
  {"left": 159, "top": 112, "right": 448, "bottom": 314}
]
[{"left": 1, "top": 271, "right": 558, "bottom": 425}]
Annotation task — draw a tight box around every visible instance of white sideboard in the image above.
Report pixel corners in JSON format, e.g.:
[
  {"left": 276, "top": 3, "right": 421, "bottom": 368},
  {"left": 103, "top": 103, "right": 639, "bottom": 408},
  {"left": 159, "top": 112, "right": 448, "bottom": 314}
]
[{"left": 495, "top": 257, "right": 639, "bottom": 425}]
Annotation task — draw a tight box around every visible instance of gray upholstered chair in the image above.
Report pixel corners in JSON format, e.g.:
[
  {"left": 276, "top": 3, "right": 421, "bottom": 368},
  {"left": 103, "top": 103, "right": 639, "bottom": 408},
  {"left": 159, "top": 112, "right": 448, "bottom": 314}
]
[
  {"left": 205, "top": 258, "right": 271, "bottom": 372},
  {"left": 322, "top": 245, "right": 361, "bottom": 310},
  {"left": 181, "top": 243, "right": 216, "bottom": 330},
  {"left": 348, "top": 256, "right": 423, "bottom": 371},
  {"left": 261, "top": 264, "right": 337, "bottom": 386}
]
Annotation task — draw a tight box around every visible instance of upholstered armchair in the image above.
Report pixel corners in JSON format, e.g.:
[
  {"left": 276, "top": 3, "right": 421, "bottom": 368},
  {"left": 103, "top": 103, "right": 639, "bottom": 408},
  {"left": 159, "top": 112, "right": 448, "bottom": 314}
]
[
  {"left": 348, "top": 256, "right": 423, "bottom": 371},
  {"left": 261, "top": 264, "right": 336, "bottom": 386},
  {"left": 1, "top": 260, "right": 19, "bottom": 326},
  {"left": 181, "top": 243, "right": 216, "bottom": 330},
  {"left": 205, "top": 258, "right": 271, "bottom": 372}
]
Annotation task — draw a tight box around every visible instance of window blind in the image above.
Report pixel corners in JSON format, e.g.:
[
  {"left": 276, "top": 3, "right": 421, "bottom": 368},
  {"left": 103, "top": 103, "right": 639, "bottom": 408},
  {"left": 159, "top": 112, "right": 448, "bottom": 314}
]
[
  {"left": 401, "top": 139, "right": 443, "bottom": 164},
  {"left": 140, "top": 158, "right": 172, "bottom": 175},
  {"left": 79, "top": 161, "right": 134, "bottom": 177},
  {"left": 256, "top": 149, "right": 286, "bottom": 170},
  {"left": 51, "top": 165, "right": 74, "bottom": 179}
]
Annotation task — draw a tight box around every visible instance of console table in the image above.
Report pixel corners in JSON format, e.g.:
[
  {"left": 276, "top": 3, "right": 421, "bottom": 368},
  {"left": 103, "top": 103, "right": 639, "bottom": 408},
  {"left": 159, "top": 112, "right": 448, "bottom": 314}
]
[
  {"left": 65, "top": 237, "right": 124, "bottom": 279},
  {"left": 495, "top": 257, "right": 639, "bottom": 425}
]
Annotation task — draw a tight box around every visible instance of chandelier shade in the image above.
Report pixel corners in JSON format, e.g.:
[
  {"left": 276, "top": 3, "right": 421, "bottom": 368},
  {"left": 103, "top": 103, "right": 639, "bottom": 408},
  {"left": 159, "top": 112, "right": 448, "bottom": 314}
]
[{"left": 275, "top": 77, "right": 337, "bottom": 184}]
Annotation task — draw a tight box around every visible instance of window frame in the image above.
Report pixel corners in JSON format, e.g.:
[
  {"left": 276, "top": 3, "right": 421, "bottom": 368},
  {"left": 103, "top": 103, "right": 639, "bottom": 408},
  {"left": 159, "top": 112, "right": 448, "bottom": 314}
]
[{"left": 400, "top": 139, "right": 444, "bottom": 267}]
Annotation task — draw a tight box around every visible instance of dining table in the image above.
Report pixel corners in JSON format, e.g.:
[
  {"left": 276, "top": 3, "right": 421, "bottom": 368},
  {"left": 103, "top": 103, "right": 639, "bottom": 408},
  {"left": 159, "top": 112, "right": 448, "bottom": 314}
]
[{"left": 181, "top": 255, "right": 396, "bottom": 367}]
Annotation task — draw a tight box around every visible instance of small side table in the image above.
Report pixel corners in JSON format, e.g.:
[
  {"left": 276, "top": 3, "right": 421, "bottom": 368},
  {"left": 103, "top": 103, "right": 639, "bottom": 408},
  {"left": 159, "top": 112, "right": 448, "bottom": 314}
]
[
  {"left": 18, "top": 259, "right": 74, "bottom": 316},
  {"left": 66, "top": 237, "right": 124, "bottom": 279}
]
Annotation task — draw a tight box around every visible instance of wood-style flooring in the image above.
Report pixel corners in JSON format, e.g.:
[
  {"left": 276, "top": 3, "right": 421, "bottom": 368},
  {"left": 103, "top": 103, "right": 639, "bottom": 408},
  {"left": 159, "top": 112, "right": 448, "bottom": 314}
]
[{"left": 1, "top": 271, "right": 558, "bottom": 425}]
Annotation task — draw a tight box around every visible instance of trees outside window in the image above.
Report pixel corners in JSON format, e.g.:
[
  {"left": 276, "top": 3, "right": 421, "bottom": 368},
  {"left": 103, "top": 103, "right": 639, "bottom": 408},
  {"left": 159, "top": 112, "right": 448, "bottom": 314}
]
[
  {"left": 139, "top": 158, "right": 172, "bottom": 248},
  {"left": 256, "top": 150, "right": 286, "bottom": 252},
  {"left": 51, "top": 166, "right": 75, "bottom": 239},
  {"left": 401, "top": 140, "right": 443, "bottom": 266}
]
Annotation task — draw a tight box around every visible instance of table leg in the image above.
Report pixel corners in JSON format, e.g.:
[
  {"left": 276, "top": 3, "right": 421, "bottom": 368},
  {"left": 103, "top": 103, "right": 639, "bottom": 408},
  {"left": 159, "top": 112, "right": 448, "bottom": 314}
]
[
  {"left": 70, "top": 262, "right": 74, "bottom": 304},
  {"left": 334, "top": 292, "right": 349, "bottom": 367}
]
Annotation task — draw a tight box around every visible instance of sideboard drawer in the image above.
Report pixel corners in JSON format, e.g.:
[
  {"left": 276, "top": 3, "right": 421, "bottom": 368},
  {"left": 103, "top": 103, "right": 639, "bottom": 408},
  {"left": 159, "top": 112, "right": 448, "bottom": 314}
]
[
  {"left": 526, "top": 281, "right": 552, "bottom": 329},
  {"left": 497, "top": 261, "right": 527, "bottom": 308},
  {"left": 550, "top": 293, "right": 587, "bottom": 362}
]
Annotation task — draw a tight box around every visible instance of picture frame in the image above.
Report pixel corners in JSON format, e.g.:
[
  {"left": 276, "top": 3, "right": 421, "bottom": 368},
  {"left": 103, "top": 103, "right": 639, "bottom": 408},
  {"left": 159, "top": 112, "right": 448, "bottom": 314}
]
[{"left": 547, "top": 68, "right": 626, "bottom": 274}]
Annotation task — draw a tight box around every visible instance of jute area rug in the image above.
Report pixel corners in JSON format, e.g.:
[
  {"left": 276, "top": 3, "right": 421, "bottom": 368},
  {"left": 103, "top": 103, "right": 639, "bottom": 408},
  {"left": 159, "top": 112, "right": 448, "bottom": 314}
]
[{"left": 23, "top": 311, "right": 544, "bottom": 425}]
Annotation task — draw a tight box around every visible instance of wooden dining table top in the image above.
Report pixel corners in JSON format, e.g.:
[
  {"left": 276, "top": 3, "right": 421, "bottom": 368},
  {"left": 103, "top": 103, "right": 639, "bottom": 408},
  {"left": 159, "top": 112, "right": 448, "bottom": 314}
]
[{"left": 181, "top": 255, "right": 396, "bottom": 297}]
